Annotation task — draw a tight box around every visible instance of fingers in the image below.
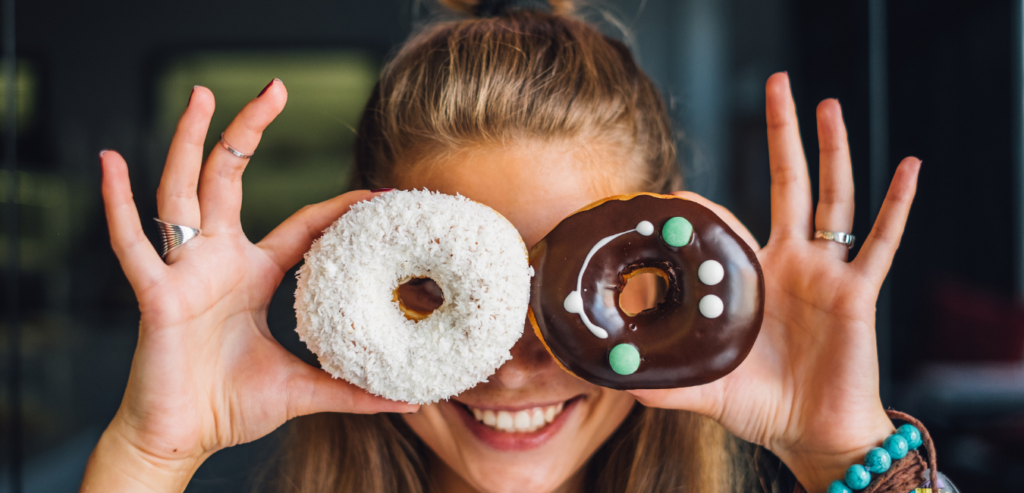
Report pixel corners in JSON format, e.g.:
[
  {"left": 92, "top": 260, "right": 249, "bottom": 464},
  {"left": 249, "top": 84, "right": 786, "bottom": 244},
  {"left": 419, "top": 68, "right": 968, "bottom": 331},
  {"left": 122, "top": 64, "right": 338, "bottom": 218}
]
[
  {"left": 256, "top": 190, "right": 381, "bottom": 271},
  {"left": 766, "top": 72, "right": 814, "bottom": 242},
  {"left": 853, "top": 157, "right": 922, "bottom": 283},
  {"left": 100, "top": 151, "right": 167, "bottom": 292},
  {"left": 672, "top": 191, "right": 761, "bottom": 251},
  {"left": 156, "top": 86, "right": 214, "bottom": 228},
  {"left": 198, "top": 79, "right": 287, "bottom": 234},
  {"left": 286, "top": 361, "right": 419, "bottom": 418},
  {"left": 813, "top": 99, "right": 855, "bottom": 259}
]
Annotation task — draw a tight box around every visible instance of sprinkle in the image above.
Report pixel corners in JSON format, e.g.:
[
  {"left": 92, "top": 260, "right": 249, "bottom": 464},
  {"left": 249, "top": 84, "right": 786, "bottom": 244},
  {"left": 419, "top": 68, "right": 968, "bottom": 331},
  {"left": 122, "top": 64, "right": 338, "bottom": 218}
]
[
  {"left": 699, "top": 295, "right": 724, "bottom": 318},
  {"left": 662, "top": 217, "right": 693, "bottom": 247},
  {"left": 698, "top": 260, "right": 724, "bottom": 285},
  {"left": 609, "top": 343, "right": 641, "bottom": 375}
]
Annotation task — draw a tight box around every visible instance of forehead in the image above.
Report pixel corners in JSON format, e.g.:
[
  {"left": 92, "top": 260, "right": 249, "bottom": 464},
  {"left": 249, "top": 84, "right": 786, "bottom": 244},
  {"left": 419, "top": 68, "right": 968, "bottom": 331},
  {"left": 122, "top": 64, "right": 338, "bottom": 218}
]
[{"left": 391, "top": 141, "right": 638, "bottom": 248}]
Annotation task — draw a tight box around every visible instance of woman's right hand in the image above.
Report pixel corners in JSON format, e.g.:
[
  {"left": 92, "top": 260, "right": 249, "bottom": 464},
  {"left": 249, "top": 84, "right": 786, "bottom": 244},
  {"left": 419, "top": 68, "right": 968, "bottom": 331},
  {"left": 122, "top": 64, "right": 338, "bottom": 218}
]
[{"left": 80, "top": 80, "right": 417, "bottom": 493}]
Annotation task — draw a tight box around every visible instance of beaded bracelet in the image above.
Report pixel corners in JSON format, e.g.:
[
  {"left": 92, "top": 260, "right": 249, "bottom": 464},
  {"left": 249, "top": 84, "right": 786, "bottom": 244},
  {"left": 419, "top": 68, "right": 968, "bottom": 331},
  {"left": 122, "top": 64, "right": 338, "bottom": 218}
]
[{"left": 826, "top": 424, "right": 924, "bottom": 493}]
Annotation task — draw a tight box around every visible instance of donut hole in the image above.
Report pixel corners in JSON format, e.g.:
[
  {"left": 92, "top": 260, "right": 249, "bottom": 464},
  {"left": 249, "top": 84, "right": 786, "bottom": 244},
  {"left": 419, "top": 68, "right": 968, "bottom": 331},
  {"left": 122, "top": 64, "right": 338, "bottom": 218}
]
[
  {"left": 619, "top": 268, "right": 669, "bottom": 317},
  {"left": 394, "top": 277, "right": 445, "bottom": 321}
]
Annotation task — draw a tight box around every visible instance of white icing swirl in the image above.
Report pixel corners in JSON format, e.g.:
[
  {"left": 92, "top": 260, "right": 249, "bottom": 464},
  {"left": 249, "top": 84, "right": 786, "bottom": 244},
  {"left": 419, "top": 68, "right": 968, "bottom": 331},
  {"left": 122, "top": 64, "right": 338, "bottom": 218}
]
[{"left": 564, "top": 221, "right": 652, "bottom": 339}]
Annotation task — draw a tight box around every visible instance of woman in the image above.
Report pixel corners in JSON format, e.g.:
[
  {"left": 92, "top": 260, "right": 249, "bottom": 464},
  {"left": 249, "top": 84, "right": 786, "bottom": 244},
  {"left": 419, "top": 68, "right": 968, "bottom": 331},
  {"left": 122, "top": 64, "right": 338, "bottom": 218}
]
[{"left": 80, "top": 1, "right": 924, "bottom": 491}]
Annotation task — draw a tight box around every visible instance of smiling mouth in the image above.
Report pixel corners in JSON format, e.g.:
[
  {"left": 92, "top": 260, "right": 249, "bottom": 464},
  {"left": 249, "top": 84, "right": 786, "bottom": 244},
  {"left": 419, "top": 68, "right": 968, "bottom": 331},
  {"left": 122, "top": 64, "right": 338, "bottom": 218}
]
[
  {"left": 464, "top": 402, "right": 566, "bottom": 433},
  {"left": 449, "top": 396, "right": 583, "bottom": 451},
  {"left": 454, "top": 395, "right": 583, "bottom": 435}
]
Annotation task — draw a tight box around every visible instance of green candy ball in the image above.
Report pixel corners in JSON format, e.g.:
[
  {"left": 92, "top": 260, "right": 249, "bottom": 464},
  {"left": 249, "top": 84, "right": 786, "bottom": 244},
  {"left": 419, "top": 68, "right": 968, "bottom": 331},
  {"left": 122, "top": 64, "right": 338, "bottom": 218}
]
[
  {"left": 609, "top": 343, "right": 641, "bottom": 375},
  {"left": 662, "top": 217, "right": 693, "bottom": 247}
]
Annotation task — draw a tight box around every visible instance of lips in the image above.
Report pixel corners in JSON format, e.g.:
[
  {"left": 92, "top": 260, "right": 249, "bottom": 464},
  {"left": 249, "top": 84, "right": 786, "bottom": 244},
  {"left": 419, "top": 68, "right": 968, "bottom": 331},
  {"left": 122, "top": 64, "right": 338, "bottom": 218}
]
[{"left": 449, "top": 397, "right": 581, "bottom": 451}]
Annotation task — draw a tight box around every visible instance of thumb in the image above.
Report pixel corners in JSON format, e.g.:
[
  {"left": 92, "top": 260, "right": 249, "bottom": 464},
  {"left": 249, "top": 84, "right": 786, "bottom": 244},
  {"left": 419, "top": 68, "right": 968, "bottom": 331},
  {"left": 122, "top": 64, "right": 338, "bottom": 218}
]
[
  {"left": 256, "top": 189, "right": 384, "bottom": 272},
  {"left": 627, "top": 385, "right": 722, "bottom": 419},
  {"left": 285, "top": 359, "right": 420, "bottom": 418}
]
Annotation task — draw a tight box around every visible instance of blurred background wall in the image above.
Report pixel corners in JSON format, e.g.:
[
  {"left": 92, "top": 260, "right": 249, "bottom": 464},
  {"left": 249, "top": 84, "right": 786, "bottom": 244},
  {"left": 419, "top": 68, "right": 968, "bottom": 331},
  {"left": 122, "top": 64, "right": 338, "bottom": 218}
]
[{"left": 0, "top": 0, "right": 1021, "bottom": 491}]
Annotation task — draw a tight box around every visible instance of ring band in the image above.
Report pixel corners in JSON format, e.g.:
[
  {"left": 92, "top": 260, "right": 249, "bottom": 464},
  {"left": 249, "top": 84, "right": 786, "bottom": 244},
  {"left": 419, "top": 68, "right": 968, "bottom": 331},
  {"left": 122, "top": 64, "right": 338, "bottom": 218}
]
[
  {"left": 814, "top": 230, "right": 855, "bottom": 249},
  {"left": 219, "top": 132, "right": 254, "bottom": 159},
  {"left": 154, "top": 218, "right": 201, "bottom": 258}
]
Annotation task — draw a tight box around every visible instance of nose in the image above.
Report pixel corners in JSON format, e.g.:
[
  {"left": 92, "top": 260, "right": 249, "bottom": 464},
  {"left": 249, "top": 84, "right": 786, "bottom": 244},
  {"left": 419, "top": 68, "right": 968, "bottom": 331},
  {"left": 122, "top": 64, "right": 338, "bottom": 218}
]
[{"left": 490, "top": 318, "right": 560, "bottom": 389}]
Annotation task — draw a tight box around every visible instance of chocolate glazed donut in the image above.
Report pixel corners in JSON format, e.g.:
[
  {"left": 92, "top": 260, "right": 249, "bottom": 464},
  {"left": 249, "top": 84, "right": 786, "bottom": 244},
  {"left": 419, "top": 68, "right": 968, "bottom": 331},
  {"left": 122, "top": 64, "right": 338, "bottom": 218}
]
[{"left": 528, "top": 193, "right": 765, "bottom": 389}]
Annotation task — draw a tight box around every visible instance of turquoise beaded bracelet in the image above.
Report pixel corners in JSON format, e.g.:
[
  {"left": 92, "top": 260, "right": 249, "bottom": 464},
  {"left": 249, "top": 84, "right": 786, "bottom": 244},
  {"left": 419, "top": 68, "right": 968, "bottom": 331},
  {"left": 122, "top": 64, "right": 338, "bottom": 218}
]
[{"left": 826, "top": 424, "right": 923, "bottom": 493}]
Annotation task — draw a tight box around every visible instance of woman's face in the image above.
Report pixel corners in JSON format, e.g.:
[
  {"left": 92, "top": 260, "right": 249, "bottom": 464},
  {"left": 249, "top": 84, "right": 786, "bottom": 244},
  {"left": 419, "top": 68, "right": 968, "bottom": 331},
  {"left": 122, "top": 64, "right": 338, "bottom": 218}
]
[{"left": 394, "top": 141, "right": 642, "bottom": 493}]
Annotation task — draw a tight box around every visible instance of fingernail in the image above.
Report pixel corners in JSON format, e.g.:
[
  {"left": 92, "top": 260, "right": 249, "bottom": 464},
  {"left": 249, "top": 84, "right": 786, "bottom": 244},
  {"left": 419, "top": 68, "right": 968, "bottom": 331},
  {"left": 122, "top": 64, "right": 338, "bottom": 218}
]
[
  {"left": 99, "top": 149, "right": 109, "bottom": 159},
  {"left": 188, "top": 86, "right": 198, "bottom": 106},
  {"left": 371, "top": 188, "right": 395, "bottom": 193},
  {"left": 258, "top": 78, "right": 279, "bottom": 97}
]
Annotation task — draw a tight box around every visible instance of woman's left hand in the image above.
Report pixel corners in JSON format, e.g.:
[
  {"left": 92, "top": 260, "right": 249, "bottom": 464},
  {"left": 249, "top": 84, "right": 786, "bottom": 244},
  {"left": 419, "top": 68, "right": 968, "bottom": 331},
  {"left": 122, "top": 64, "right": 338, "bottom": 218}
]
[{"left": 629, "top": 72, "right": 921, "bottom": 493}]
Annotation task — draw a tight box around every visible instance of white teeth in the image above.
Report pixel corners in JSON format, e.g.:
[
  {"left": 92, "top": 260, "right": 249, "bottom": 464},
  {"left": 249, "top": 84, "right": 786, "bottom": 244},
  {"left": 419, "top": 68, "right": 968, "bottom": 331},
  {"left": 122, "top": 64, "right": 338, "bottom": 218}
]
[
  {"left": 496, "top": 411, "right": 513, "bottom": 431},
  {"left": 467, "top": 402, "right": 568, "bottom": 433},
  {"left": 531, "top": 409, "right": 545, "bottom": 428},
  {"left": 514, "top": 410, "right": 531, "bottom": 431}
]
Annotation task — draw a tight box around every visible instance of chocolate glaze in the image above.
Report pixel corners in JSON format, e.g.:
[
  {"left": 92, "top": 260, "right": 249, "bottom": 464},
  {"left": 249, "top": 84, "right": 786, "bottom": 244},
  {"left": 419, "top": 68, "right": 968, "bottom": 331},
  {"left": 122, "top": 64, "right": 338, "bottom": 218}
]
[{"left": 529, "top": 194, "right": 765, "bottom": 389}]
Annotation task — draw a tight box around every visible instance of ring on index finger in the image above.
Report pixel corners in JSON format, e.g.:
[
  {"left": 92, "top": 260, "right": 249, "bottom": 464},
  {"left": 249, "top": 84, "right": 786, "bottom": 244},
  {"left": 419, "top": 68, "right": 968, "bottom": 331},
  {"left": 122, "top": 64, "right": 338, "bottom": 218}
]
[
  {"left": 814, "top": 230, "right": 855, "bottom": 249},
  {"left": 154, "top": 218, "right": 201, "bottom": 259},
  {"left": 219, "top": 132, "right": 254, "bottom": 159}
]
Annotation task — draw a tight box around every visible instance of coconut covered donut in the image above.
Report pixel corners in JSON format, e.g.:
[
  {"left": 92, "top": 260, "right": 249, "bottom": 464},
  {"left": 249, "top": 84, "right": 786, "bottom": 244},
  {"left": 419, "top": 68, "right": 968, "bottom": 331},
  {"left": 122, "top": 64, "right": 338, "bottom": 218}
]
[
  {"left": 295, "top": 189, "right": 533, "bottom": 404},
  {"left": 528, "top": 193, "right": 764, "bottom": 390}
]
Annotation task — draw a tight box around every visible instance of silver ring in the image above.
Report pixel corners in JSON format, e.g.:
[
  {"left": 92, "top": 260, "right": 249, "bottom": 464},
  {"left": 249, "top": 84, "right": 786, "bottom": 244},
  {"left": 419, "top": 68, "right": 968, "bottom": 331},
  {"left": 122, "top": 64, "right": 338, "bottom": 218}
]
[
  {"left": 814, "top": 230, "right": 855, "bottom": 249},
  {"left": 154, "top": 218, "right": 201, "bottom": 258},
  {"left": 219, "top": 132, "right": 254, "bottom": 159}
]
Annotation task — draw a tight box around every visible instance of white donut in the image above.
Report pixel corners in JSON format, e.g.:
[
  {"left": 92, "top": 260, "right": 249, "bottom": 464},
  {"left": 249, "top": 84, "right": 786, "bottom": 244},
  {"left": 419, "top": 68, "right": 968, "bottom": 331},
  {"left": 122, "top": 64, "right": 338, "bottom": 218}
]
[{"left": 294, "top": 189, "right": 533, "bottom": 404}]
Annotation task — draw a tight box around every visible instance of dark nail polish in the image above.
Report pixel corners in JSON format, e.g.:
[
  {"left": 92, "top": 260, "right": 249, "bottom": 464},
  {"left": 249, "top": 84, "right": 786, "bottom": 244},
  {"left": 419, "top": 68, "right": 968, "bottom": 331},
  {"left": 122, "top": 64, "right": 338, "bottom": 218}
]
[
  {"left": 258, "top": 79, "right": 276, "bottom": 97},
  {"left": 371, "top": 188, "right": 395, "bottom": 193}
]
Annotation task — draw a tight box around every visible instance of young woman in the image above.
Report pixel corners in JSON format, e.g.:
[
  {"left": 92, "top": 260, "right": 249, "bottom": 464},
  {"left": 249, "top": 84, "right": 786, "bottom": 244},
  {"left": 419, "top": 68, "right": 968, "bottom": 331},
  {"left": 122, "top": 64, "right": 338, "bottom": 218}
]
[{"left": 80, "top": 1, "right": 923, "bottom": 492}]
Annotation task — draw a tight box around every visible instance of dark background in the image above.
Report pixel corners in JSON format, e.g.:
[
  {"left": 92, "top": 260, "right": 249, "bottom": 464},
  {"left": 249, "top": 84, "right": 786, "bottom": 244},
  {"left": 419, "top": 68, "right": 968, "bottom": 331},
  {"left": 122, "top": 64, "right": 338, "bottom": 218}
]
[{"left": 2, "top": 0, "right": 1021, "bottom": 491}]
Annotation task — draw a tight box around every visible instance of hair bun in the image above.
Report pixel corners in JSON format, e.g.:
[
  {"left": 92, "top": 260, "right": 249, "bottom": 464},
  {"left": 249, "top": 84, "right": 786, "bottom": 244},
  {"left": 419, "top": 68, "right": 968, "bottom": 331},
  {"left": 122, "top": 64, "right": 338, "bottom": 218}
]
[
  {"left": 476, "top": 0, "right": 551, "bottom": 17},
  {"left": 438, "top": 0, "right": 574, "bottom": 17}
]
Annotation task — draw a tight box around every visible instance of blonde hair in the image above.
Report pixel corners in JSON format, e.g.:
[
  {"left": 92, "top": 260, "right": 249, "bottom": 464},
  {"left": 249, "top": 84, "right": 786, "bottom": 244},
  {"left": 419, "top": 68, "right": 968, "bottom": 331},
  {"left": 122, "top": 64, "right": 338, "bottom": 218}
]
[
  {"left": 273, "top": 1, "right": 754, "bottom": 491},
  {"left": 351, "top": 0, "right": 681, "bottom": 193}
]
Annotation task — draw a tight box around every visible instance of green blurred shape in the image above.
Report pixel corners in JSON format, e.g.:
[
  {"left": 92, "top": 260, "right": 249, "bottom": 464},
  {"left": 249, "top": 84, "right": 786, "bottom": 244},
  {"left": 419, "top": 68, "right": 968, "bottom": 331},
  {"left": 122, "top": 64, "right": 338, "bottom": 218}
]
[
  {"left": 0, "top": 59, "right": 38, "bottom": 132},
  {"left": 156, "top": 51, "right": 378, "bottom": 240}
]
